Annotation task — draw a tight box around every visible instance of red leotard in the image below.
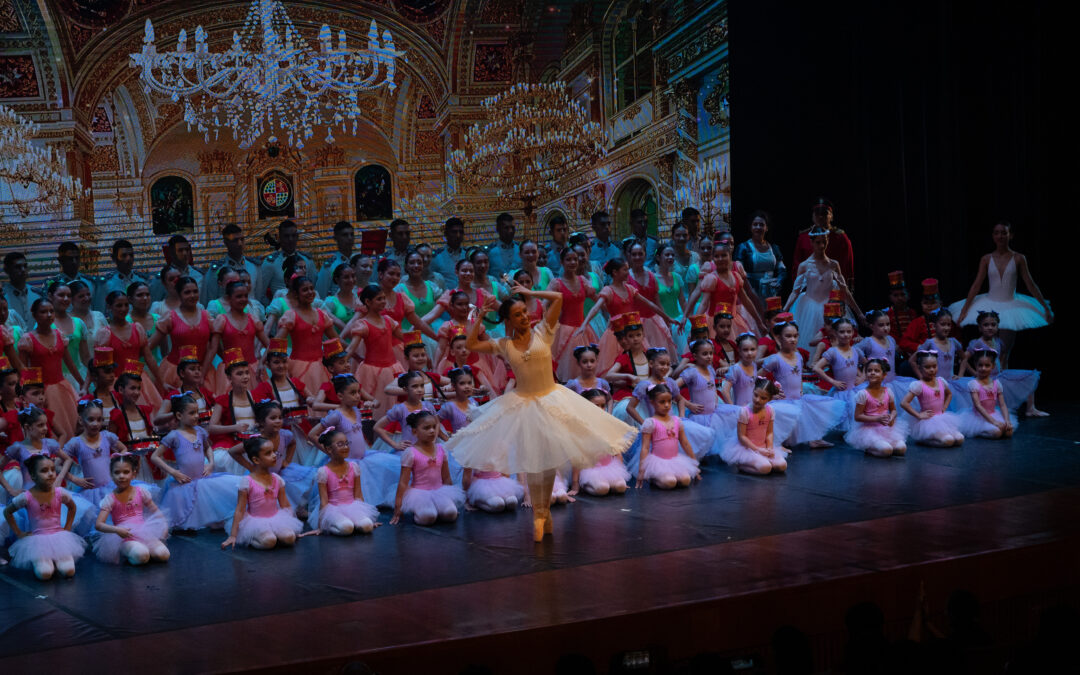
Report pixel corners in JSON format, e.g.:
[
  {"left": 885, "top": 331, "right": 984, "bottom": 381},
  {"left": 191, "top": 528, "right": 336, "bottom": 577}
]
[
  {"left": 626, "top": 272, "right": 660, "bottom": 319},
  {"left": 105, "top": 323, "right": 147, "bottom": 365},
  {"left": 290, "top": 311, "right": 326, "bottom": 362},
  {"left": 602, "top": 285, "right": 639, "bottom": 317},
  {"left": 221, "top": 313, "right": 258, "bottom": 364},
  {"left": 166, "top": 310, "right": 211, "bottom": 365},
  {"left": 552, "top": 278, "right": 586, "bottom": 327},
  {"left": 357, "top": 317, "right": 397, "bottom": 368},
  {"left": 28, "top": 330, "right": 67, "bottom": 385}
]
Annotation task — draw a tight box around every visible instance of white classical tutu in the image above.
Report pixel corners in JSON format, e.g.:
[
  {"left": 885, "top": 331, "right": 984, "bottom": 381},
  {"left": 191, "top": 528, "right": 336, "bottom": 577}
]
[
  {"left": 160, "top": 473, "right": 243, "bottom": 529},
  {"left": 235, "top": 508, "right": 303, "bottom": 546},
  {"left": 844, "top": 419, "right": 909, "bottom": 450},
  {"left": 948, "top": 295, "right": 1050, "bottom": 331},
  {"left": 92, "top": 511, "right": 170, "bottom": 564},
  {"left": 447, "top": 385, "right": 637, "bottom": 475},
  {"left": 791, "top": 295, "right": 826, "bottom": 351},
  {"left": 909, "top": 412, "right": 965, "bottom": 444},
  {"left": 318, "top": 500, "right": 379, "bottom": 531},
  {"left": 401, "top": 484, "right": 465, "bottom": 515},
  {"left": 957, "top": 408, "right": 1018, "bottom": 438},
  {"left": 641, "top": 451, "right": 699, "bottom": 482},
  {"left": 212, "top": 449, "right": 248, "bottom": 476},
  {"left": 720, "top": 437, "right": 789, "bottom": 470},
  {"left": 9, "top": 530, "right": 86, "bottom": 570},
  {"left": 771, "top": 395, "right": 846, "bottom": 445},
  {"left": 466, "top": 475, "right": 524, "bottom": 507},
  {"left": 579, "top": 458, "right": 631, "bottom": 492}
]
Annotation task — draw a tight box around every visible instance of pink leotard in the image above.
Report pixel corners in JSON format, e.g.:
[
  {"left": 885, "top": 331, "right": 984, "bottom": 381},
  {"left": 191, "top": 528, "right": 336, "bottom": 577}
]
[
  {"left": 971, "top": 380, "right": 1001, "bottom": 415},
  {"left": 406, "top": 445, "right": 446, "bottom": 490},
  {"left": 740, "top": 405, "right": 773, "bottom": 446},
  {"left": 644, "top": 416, "right": 681, "bottom": 460},
  {"left": 165, "top": 310, "right": 211, "bottom": 365},
  {"left": 22, "top": 488, "right": 65, "bottom": 535},
  {"left": 323, "top": 463, "right": 356, "bottom": 506},
  {"left": 913, "top": 378, "right": 948, "bottom": 415},
  {"left": 860, "top": 388, "right": 892, "bottom": 425},
  {"left": 101, "top": 487, "right": 152, "bottom": 537},
  {"left": 244, "top": 474, "right": 283, "bottom": 518}
]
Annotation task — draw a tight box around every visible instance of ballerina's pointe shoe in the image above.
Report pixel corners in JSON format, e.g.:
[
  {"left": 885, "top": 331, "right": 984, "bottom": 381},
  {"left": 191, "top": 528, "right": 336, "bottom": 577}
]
[
  {"left": 544, "top": 513, "right": 553, "bottom": 536},
  {"left": 533, "top": 517, "right": 546, "bottom": 543}
]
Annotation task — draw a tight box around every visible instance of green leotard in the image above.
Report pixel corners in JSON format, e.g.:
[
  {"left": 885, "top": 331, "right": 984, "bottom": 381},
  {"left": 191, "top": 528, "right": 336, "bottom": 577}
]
[
  {"left": 396, "top": 281, "right": 439, "bottom": 330},
  {"left": 656, "top": 273, "right": 684, "bottom": 323},
  {"left": 56, "top": 316, "right": 87, "bottom": 378},
  {"left": 322, "top": 293, "right": 357, "bottom": 327}
]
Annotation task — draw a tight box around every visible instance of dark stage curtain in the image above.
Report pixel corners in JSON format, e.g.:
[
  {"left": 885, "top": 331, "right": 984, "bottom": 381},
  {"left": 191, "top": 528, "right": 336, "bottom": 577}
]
[{"left": 727, "top": 0, "right": 1074, "bottom": 398}]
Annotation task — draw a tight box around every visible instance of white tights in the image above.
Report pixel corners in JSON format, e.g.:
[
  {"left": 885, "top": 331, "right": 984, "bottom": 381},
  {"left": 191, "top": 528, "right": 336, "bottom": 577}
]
[
  {"left": 474, "top": 496, "right": 519, "bottom": 512},
  {"left": 33, "top": 556, "right": 75, "bottom": 580},
  {"left": 121, "top": 539, "right": 171, "bottom": 565},
  {"left": 412, "top": 504, "right": 459, "bottom": 526},
  {"left": 250, "top": 531, "right": 297, "bottom": 549},
  {"left": 322, "top": 512, "right": 374, "bottom": 536}
]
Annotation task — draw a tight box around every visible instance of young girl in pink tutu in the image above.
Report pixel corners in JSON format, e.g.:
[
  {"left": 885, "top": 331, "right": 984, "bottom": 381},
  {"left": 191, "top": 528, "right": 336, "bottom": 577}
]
[
  {"left": 448, "top": 368, "right": 524, "bottom": 512},
  {"left": 311, "top": 428, "right": 380, "bottom": 535},
  {"left": 3, "top": 454, "right": 85, "bottom": 580},
  {"left": 721, "top": 377, "right": 788, "bottom": 475},
  {"left": 636, "top": 384, "right": 700, "bottom": 490},
  {"left": 845, "top": 359, "right": 907, "bottom": 457},
  {"left": 221, "top": 437, "right": 304, "bottom": 549},
  {"left": 93, "top": 453, "right": 170, "bottom": 565},
  {"left": 958, "top": 350, "right": 1017, "bottom": 439},
  {"left": 899, "top": 350, "right": 965, "bottom": 447},
  {"left": 572, "top": 388, "right": 631, "bottom": 496},
  {"left": 390, "top": 411, "right": 464, "bottom": 526}
]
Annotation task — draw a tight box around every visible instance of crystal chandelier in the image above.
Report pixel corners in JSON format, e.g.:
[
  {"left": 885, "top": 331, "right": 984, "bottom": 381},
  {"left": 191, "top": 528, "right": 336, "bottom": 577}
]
[
  {"left": 0, "top": 104, "right": 87, "bottom": 224},
  {"left": 674, "top": 156, "right": 730, "bottom": 234},
  {"left": 446, "top": 82, "right": 606, "bottom": 210},
  {"left": 129, "top": 0, "right": 404, "bottom": 149}
]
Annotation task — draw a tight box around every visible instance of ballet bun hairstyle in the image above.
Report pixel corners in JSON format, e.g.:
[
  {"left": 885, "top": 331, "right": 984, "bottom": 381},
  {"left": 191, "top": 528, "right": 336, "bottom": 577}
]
[
  {"left": 753, "top": 376, "right": 781, "bottom": 399},
  {"left": 865, "top": 357, "right": 891, "bottom": 374},
  {"left": 603, "top": 257, "right": 627, "bottom": 277},
  {"left": 645, "top": 347, "right": 669, "bottom": 362},
  {"left": 734, "top": 332, "right": 759, "bottom": 349},
  {"left": 318, "top": 427, "right": 346, "bottom": 449},
  {"left": 830, "top": 316, "right": 856, "bottom": 331},
  {"left": 170, "top": 392, "right": 197, "bottom": 416},
  {"left": 23, "top": 453, "right": 53, "bottom": 476},
  {"left": 109, "top": 453, "right": 139, "bottom": 472},
  {"left": 397, "top": 370, "right": 424, "bottom": 389},
  {"left": 359, "top": 284, "right": 384, "bottom": 305},
  {"left": 645, "top": 383, "right": 672, "bottom": 401},
  {"left": 254, "top": 399, "right": 283, "bottom": 425},
  {"left": 242, "top": 436, "right": 269, "bottom": 460},
  {"left": 225, "top": 280, "right": 247, "bottom": 298},
  {"left": 405, "top": 410, "right": 436, "bottom": 429},
  {"left": 865, "top": 309, "right": 887, "bottom": 325},
  {"left": 448, "top": 366, "right": 474, "bottom": 386},
  {"left": 572, "top": 344, "right": 600, "bottom": 362},
  {"left": 77, "top": 398, "right": 105, "bottom": 419},
  {"left": 929, "top": 308, "right": 953, "bottom": 324},
  {"left": 17, "top": 405, "right": 46, "bottom": 428},
  {"left": 580, "top": 388, "right": 610, "bottom": 406},
  {"left": 512, "top": 269, "right": 533, "bottom": 287},
  {"left": 288, "top": 273, "right": 313, "bottom": 295},
  {"left": 970, "top": 349, "right": 997, "bottom": 368},
  {"left": 771, "top": 319, "right": 799, "bottom": 338},
  {"left": 496, "top": 294, "right": 527, "bottom": 324},
  {"left": 174, "top": 276, "right": 198, "bottom": 297},
  {"left": 976, "top": 310, "right": 1000, "bottom": 326},
  {"left": 690, "top": 338, "right": 715, "bottom": 355},
  {"left": 331, "top": 373, "right": 358, "bottom": 394},
  {"left": 914, "top": 350, "right": 939, "bottom": 366}
]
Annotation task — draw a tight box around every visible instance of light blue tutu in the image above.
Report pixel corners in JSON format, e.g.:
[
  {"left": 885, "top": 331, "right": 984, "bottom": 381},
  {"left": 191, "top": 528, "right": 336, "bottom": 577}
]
[
  {"left": 771, "top": 395, "right": 846, "bottom": 445},
  {"left": 160, "top": 473, "right": 243, "bottom": 529}
]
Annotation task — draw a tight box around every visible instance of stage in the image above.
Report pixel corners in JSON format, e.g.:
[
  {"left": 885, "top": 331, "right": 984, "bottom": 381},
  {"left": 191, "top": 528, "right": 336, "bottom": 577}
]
[{"left": 2, "top": 403, "right": 1078, "bottom": 674}]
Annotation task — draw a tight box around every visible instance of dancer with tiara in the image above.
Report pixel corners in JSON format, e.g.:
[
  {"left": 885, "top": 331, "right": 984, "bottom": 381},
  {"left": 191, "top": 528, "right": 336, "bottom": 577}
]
[
  {"left": 783, "top": 226, "right": 862, "bottom": 351},
  {"left": 446, "top": 283, "right": 636, "bottom": 541},
  {"left": 950, "top": 221, "right": 1052, "bottom": 369}
]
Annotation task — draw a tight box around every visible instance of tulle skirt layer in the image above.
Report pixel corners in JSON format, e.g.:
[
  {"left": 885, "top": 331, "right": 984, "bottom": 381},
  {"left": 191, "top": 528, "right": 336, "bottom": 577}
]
[
  {"left": 355, "top": 362, "right": 406, "bottom": 421},
  {"left": 401, "top": 484, "right": 465, "bottom": 515},
  {"left": 720, "top": 438, "right": 788, "bottom": 473},
  {"left": 551, "top": 323, "right": 598, "bottom": 382},
  {"left": 93, "top": 512, "right": 170, "bottom": 564},
  {"left": 948, "top": 295, "right": 1050, "bottom": 331},
  {"left": 289, "top": 359, "right": 329, "bottom": 400},
  {"left": 466, "top": 475, "right": 524, "bottom": 506},
  {"left": 688, "top": 403, "right": 742, "bottom": 454},
  {"left": 9, "top": 529, "right": 86, "bottom": 569},
  {"left": 791, "top": 295, "right": 826, "bottom": 351},
  {"left": 447, "top": 385, "right": 637, "bottom": 475},
  {"left": 641, "top": 452, "right": 699, "bottom": 482},
  {"left": 771, "top": 395, "right": 845, "bottom": 445},
  {"left": 579, "top": 457, "right": 631, "bottom": 490},
  {"left": 909, "top": 412, "right": 965, "bottom": 443},
  {"left": 640, "top": 316, "right": 679, "bottom": 360},
  {"left": 319, "top": 500, "right": 379, "bottom": 531},
  {"left": 235, "top": 508, "right": 303, "bottom": 546},
  {"left": 957, "top": 408, "right": 1018, "bottom": 438},
  {"left": 828, "top": 387, "right": 860, "bottom": 432},
  {"left": 45, "top": 380, "right": 79, "bottom": 440},
  {"left": 844, "top": 420, "right": 909, "bottom": 450},
  {"left": 160, "top": 473, "right": 243, "bottom": 529},
  {"left": 354, "top": 454, "right": 403, "bottom": 509}
]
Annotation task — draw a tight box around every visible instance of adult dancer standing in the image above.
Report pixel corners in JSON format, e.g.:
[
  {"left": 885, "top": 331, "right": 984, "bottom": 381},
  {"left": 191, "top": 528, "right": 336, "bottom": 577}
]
[{"left": 446, "top": 284, "right": 636, "bottom": 542}]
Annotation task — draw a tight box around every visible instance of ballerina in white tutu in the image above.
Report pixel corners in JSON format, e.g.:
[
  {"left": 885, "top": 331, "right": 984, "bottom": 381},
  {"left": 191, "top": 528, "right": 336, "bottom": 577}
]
[
  {"left": 3, "top": 454, "right": 86, "bottom": 580},
  {"left": 784, "top": 226, "right": 863, "bottom": 351},
  {"left": 950, "top": 220, "right": 1053, "bottom": 369},
  {"left": 446, "top": 284, "right": 637, "bottom": 542}
]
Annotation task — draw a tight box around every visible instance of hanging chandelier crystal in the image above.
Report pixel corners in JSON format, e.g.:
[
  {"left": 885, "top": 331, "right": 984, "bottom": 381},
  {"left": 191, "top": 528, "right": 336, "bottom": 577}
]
[
  {"left": 446, "top": 82, "right": 606, "bottom": 208},
  {"left": 129, "top": 0, "right": 404, "bottom": 149},
  {"left": 674, "top": 156, "right": 730, "bottom": 232},
  {"left": 0, "top": 104, "right": 87, "bottom": 225}
]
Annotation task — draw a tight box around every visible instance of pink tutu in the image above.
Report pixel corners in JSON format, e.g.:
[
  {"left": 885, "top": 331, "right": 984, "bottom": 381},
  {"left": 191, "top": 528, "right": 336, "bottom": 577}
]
[
  {"left": 319, "top": 500, "right": 379, "bottom": 530},
  {"left": 356, "top": 361, "right": 405, "bottom": 420},
  {"left": 579, "top": 457, "right": 631, "bottom": 491},
  {"left": 957, "top": 408, "right": 1018, "bottom": 438},
  {"left": 844, "top": 419, "right": 909, "bottom": 450},
  {"left": 92, "top": 511, "right": 170, "bottom": 565},
  {"left": 909, "top": 412, "right": 964, "bottom": 443},
  {"left": 641, "top": 452, "right": 699, "bottom": 482},
  {"left": 401, "top": 484, "right": 465, "bottom": 516},
  {"left": 466, "top": 475, "right": 524, "bottom": 507},
  {"left": 289, "top": 359, "right": 329, "bottom": 400},
  {"left": 9, "top": 530, "right": 86, "bottom": 570},
  {"left": 641, "top": 315, "right": 678, "bottom": 358},
  {"left": 235, "top": 508, "right": 303, "bottom": 546},
  {"left": 720, "top": 438, "right": 789, "bottom": 473}
]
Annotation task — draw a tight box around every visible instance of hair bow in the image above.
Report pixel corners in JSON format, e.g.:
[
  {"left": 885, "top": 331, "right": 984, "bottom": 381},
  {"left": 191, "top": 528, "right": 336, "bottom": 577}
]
[
  {"left": 322, "top": 425, "right": 336, "bottom": 434},
  {"left": 331, "top": 373, "right": 352, "bottom": 380},
  {"left": 915, "top": 348, "right": 938, "bottom": 356},
  {"left": 17, "top": 404, "right": 37, "bottom": 416},
  {"left": 736, "top": 331, "right": 757, "bottom": 339},
  {"left": 258, "top": 398, "right": 275, "bottom": 405},
  {"left": 77, "top": 398, "right": 103, "bottom": 409},
  {"left": 109, "top": 450, "right": 133, "bottom": 459}
]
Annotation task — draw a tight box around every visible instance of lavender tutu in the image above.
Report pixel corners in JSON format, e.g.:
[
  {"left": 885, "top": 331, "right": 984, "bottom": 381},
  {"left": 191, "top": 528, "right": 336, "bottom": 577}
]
[
  {"left": 957, "top": 408, "right": 1018, "bottom": 438},
  {"left": 9, "top": 530, "right": 86, "bottom": 570},
  {"left": 771, "top": 395, "right": 846, "bottom": 445},
  {"left": 318, "top": 500, "right": 379, "bottom": 531},
  {"left": 160, "top": 474, "right": 243, "bottom": 529},
  {"left": 909, "top": 412, "right": 965, "bottom": 443},
  {"left": 688, "top": 404, "right": 742, "bottom": 455},
  {"left": 844, "top": 419, "right": 909, "bottom": 450},
  {"left": 235, "top": 508, "right": 303, "bottom": 546},
  {"left": 401, "top": 484, "right": 465, "bottom": 515},
  {"left": 466, "top": 475, "right": 524, "bottom": 506},
  {"left": 641, "top": 452, "right": 699, "bottom": 482},
  {"left": 579, "top": 458, "right": 631, "bottom": 491},
  {"left": 279, "top": 463, "right": 317, "bottom": 512},
  {"left": 92, "top": 511, "right": 170, "bottom": 564},
  {"left": 829, "top": 387, "right": 860, "bottom": 432}
]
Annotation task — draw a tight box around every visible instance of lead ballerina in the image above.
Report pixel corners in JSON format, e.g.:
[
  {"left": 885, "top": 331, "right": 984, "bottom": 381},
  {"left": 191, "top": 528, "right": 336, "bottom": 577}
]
[{"left": 446, "top": 283, "right": 638, "bottom": 542}]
